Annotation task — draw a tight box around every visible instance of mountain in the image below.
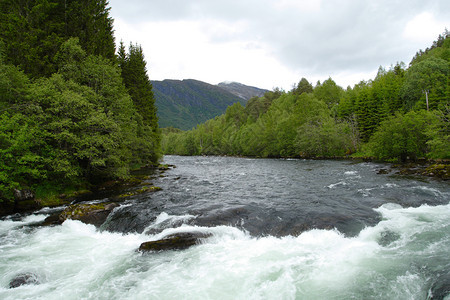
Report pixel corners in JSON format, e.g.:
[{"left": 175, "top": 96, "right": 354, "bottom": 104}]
[
  {"left": 217, "top": 81, "right": 269, "bottom": 101},
  {"left": 152, "top": 79, "right": 245, "bottom": 130},
  {"left": 153, "top": 79, "right": 269, "bottom": 130}
]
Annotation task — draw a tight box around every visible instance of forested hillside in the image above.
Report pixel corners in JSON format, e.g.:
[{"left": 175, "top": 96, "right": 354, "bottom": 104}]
[
  {"left": 162, "top": 31, "right": 449, "bottom": 162},
  {"left": 153, "top": 79, "right": 245, "bottom": 130},
  {"left": 0, "top": 1, "right": 160, "bottom": 203}
]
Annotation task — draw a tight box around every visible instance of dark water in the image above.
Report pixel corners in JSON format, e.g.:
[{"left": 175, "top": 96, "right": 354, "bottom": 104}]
[
  {"left": 1, "top": 156, "right": 449, "bottom": 299},
  {"left": 105, "top": 156, "right": 448, "bottom": 237}
]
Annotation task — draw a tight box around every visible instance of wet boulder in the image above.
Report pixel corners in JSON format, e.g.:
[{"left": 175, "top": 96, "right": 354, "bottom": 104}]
[
  {"left": 9, "top": 273, "right": 39, "bottom": 288},
  {"left": 42, "top": 212, "right": 64, "bottom": 226},
  {"left": 59, "top": 202, "right": 119, "bottom": 227},
  {"left": 139, "top": 232, "right": 212, "bottom": 252}
]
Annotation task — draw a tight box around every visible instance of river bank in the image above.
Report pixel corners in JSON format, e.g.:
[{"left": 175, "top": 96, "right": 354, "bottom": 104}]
[{"left": 0, "top": 164, "right": 173, "bottom": 217}]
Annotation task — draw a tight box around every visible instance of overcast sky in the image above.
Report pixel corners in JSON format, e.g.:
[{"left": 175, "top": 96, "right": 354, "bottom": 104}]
[{"left": 108, "top": 0, "right": 449, "bottom": 90}]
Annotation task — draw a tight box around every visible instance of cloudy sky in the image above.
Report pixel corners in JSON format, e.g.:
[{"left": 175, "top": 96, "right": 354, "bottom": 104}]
[{"left": 108, "top": 0, "right": 449, "bottom": 90}]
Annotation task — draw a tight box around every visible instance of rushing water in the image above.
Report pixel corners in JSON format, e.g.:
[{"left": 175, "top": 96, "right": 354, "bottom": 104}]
[{"left": 1, "top": 156, "right": 449, "bottom": 299}]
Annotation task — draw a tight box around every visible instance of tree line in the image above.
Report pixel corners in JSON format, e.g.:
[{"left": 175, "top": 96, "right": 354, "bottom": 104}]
[
  {"left": 0, "top": 0, "right": 160, "bottom": 202},
  {"left": 162, "top": 31, "right": 449, "bottom": 161}
]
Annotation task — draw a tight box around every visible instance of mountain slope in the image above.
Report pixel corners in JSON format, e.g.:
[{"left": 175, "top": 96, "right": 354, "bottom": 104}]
[
  {"left": 153, "top": 79, "right": 244, "bottom": 130},
  {"left": 217, "top": 81, "right": 268, "bottom": 100}
]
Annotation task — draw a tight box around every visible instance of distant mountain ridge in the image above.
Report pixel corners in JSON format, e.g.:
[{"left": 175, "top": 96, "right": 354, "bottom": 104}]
[
  {"left": 152, "top": 79, "right": 268, "bottom": 130},
  {"left": 217, "top": 81, "right": 268, "bottom": 100}
]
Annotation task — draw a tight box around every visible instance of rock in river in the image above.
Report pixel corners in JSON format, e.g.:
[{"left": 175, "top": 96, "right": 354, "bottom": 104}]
[
  {"left": 9, "top": 273, "right": 39, "bottom": 288},
  {"left": 59, "top": 202, "right": 119, "bottom": 227},
  {"left": 139, "top": 232, "right": 212, "bottom": 252}
]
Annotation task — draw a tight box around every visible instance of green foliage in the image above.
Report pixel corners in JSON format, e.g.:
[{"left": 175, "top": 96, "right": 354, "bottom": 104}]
[
  {"left": 426, "top": 107, "right": 450, "bottom": 159},
  {"left": 119, "top": 43, "right": 158, "bottom": 129},
  {"left": 0, "top": 0, "right": 115, "bottom": 78},
  {"left": 364, "top": 110, "right": 439, "bottom": 161},
  {"left": 296, "top": 119, "right": 354, "bottom": 157},
  {"left": 0, "top": 37, "right": 161, "bottom": 202},
  {"left": 337, "top": 63, "right": 407, "bottom": 142},
  {"left": 401, "top": 57, "right": 449, "bottom": 111},
  {"left": 293, "top": 78, "right": 313, "bottom": 95},
  {"left": 118, "top": 42, "right": 161, "bottom": 164},
  {"left": 0, "top": 112, "right": 47, "bottom": 200},
  {"left": 162, "top": 90, "right": 357, "bottom": 158},
  {"left": 64, "top": 0, "right": 116, "bottom": 60},
  {"left": 313, "top": 78, "right": 344, "bottom": 109}
]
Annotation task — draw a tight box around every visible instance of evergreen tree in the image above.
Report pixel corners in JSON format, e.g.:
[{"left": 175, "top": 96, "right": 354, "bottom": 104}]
[
  {"left": 118, "top": 42, "right": 161, "bottom": 164},
  {"left": 0, "top": 0, "right": 64, "bottom": 77},
  {"left": 0, "top": 0, "right": 115, "bottom": 78},
  {"left": 119, "top": 43, "right": 158, "bottom": 129},
  {"left": 64, "top": 0, "right": 116, "bottom": 61}
]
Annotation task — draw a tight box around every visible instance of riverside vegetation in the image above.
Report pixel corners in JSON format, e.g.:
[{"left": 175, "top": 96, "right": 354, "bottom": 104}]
[
  {"left": 162, "top": 31, "right": 449, "bottom": 166},
  {"left": 0, "top": 0, "right": 160, "bottom": 207}
]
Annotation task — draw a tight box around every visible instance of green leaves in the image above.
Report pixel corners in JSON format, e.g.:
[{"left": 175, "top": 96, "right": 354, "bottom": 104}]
[
  {"left": 0, "top": 37, "right": 161, "bottom": 202},
  {"left": 364, "top": 110, "right": 439, "bottom": 161},
  {"left": 162, "top": 91, "right": 356, "bottom": 158},
  {"left": 0, "top": 112, "right": 47, "bottom": 200},
  {"left": 402, "top": 57, "right": 449, "bottom": 111},
  {"left": 0, "top": 3, "right": 162, "bottom": 203}
]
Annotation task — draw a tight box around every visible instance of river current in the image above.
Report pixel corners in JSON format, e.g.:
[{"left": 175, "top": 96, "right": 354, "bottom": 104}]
[{"left": 1, "top": 156, "right": 449, "bottom": 299}]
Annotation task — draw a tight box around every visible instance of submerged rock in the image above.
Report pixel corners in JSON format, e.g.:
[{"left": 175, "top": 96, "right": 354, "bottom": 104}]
[
  {"left": 430, "top": 272, "right": 450, "bottom": 299},
  {"left": 42, "top": 213, "right": 62, "bottom": 226},
  {"left": 9, "top": 273, "right": 39, "bottom": 288},
  {"left": 377, "top": 230, "right": 401, "bottom": 247},
  {"left": 139, "top": 232, "right": 212, "bottom": 252},
  {"left": 376, "top": 168, "right": 390, "bottom": 175},
  {"left": 59, "top": 202, "right": 119, "bottom": 227}
]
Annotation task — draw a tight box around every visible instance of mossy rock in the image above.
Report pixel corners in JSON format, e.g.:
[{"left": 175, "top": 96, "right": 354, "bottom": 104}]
[
  {"left": 118, "top": 186, "right": 162, "bottom": 198},
  {"left": 423, "top": 164, "right": 449, "bottom": 180},
  {"left": 59, "top": 202, "right": 119, "bottom": 226},
  {"left": 158, "top": 164, "right": 170, "bottom": 171}
]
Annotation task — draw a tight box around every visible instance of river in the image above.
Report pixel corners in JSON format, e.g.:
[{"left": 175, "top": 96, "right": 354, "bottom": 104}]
[{"left": 1, "top": 156, "right": 449, "bottom": 299}]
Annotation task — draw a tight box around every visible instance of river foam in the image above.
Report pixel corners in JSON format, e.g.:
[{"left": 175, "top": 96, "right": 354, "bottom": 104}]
[{"left": 1, "top": 201, "right": 449, "bottom": 299}]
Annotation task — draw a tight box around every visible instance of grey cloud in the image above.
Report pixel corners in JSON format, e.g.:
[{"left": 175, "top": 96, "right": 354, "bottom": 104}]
[
  {"left": 109, "top": 0, "right": 450, "bottom": 80},
  {"left": 251, "top": 0, "right": 447, "bottom": 73}
]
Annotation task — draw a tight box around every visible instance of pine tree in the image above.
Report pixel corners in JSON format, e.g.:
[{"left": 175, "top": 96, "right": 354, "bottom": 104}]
[
  {"left": 118, "top": 42, "right": 161, "bottom": 164},
  {"left": 65, "top": 0, "right": 116, "bottom": 61},
  {"left": 0, "top": 0, "right": 116, "bottom": 78},
  {"left": 120, "top": 43, "right": 158, "bottom": 130}
]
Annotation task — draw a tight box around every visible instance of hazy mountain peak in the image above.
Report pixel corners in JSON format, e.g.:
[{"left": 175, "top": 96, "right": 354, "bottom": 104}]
[{"left": 217, "top": 81, "right": 268, "bottom": 100}]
